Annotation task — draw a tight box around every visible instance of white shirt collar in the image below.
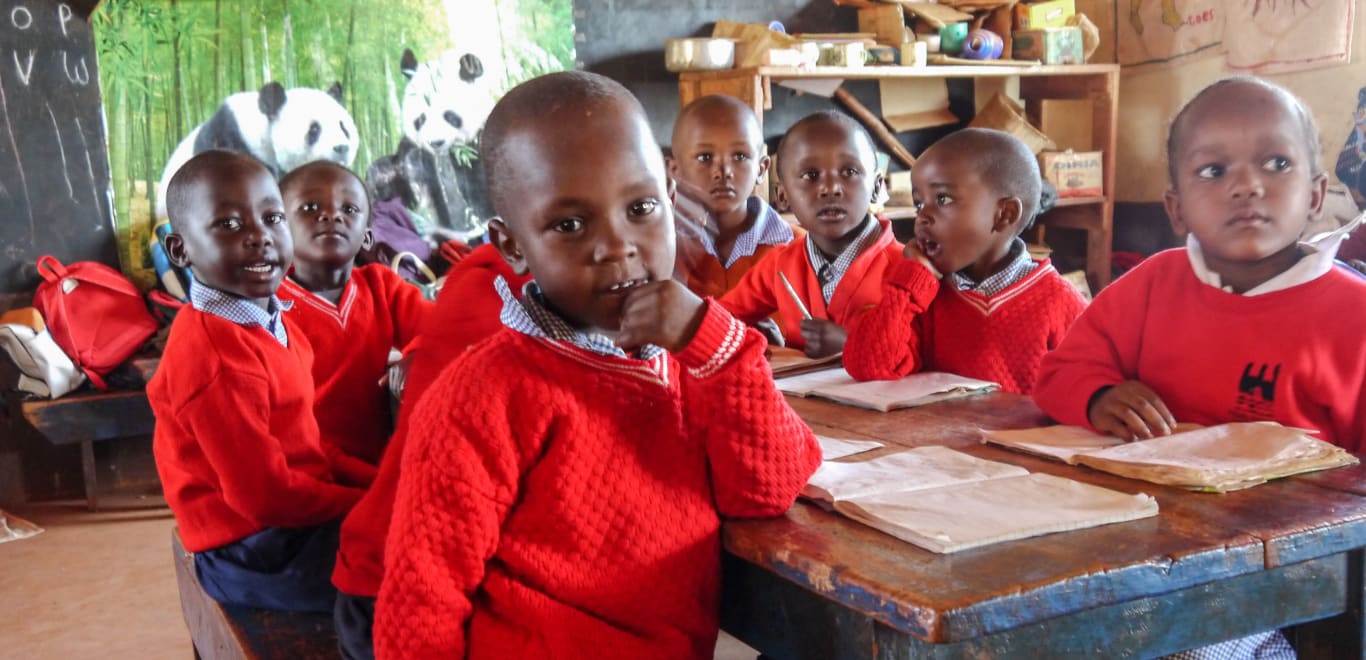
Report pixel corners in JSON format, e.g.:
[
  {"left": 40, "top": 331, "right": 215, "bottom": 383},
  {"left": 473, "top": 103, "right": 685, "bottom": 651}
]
[{"left": 1185, "top": 212, "right": 1364, "bottom": 296}]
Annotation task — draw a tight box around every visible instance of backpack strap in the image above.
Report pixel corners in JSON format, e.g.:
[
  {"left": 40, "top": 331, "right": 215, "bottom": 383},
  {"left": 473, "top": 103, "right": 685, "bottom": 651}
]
[{"left": 35, "top": 255, "right": 68, "bottom": 283}]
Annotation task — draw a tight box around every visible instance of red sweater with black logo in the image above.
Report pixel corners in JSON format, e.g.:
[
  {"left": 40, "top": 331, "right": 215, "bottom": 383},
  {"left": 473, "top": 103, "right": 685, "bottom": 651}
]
[
  {"left": 720, "top": 218, "right": 902, "bottom": 350},
  {"left": 277, "top": 264, "right": 430, "bottom": 467},
  {"left": 1034, "top": 249, "right": 1366, "bottom": 451},
  {"left": 374, "top": 301, "right": 820, "bottom": 659},
  {"left": 149, "top": 308, "right": 364, "bottom": 552},
  {"left": 845, "top": 257, "right": 1087, "bottom": 394}
]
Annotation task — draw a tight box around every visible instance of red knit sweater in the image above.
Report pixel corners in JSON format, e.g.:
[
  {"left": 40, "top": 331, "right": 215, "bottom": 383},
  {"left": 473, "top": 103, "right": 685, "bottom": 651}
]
[
  {"left": 277, "top": 264, "right": 430, "bottom": 466},
  {"left": 1035, "top": 249, "right": 1366, "bottom": 451},
  {"left": 149, "top": 307, "right": 364, "bottom": 552},
  {"left": 719, "top": 218, "right": 902, "bottom": 350},
  {"left": 332, "top": 246, "right": 531, "bottom": 598},
  {"left": 845, "top": 257, "right": 1087, "bottom": 394},
  {"left": 374, "top": 301, "right": 821, "bottom": 659}
]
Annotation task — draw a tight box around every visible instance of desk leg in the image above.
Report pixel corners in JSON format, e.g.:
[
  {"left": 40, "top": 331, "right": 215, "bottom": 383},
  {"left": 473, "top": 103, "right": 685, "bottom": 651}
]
[
  {"left": 80, "top": 439, "right": 98, "bottom": 512},
  {"left": 1290, "top": 548, "right": 1365, "bottom": 659}
]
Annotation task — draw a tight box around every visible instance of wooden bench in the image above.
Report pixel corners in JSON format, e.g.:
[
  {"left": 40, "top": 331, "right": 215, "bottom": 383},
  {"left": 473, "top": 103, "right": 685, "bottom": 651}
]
[{"left": 171, "top": 529, "right": 338, "bottom": 659}]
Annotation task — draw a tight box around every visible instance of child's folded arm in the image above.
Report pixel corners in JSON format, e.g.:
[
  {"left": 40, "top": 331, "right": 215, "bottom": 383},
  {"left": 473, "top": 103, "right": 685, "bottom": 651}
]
[
  {"left": 844, "top": 258, "right": 940, "bottom": 381},
  {"left": 374, "top": 377, "right": 523, "bottom": 659},
  {"left": 718, "top": 258, "right": 782, "bottom": 326},
  {"left": 676, "top": 302, "right": 821, "bottom": 518},
  {"left": 1033, "top": 280, "right": 1148, "bottom": 428},
  {"left": 181, "top": 372, "right": 364, "bottom": 526},
  {"left": 324, "top": 445, "right": 379, "bottom": 487}
]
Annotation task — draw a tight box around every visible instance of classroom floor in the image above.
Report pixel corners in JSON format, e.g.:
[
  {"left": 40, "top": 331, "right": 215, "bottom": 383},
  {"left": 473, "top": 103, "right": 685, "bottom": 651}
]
[{"left": 0, "top": 501, "right": 760, "bottom": 659}]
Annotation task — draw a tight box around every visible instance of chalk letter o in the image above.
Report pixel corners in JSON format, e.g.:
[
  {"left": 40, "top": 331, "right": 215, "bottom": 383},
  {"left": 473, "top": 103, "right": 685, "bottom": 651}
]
[{"left": 11, "top": 6, "right": 33, "bottom": 30}]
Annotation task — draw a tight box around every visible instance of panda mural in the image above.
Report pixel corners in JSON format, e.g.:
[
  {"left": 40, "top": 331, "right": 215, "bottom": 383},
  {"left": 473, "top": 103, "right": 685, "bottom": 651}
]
[
  {"left": 154, "top": 82, "right": 360, "bottom": 220},
  {"left": 367, "top": 49, "right": 498, "bottom": 243}
]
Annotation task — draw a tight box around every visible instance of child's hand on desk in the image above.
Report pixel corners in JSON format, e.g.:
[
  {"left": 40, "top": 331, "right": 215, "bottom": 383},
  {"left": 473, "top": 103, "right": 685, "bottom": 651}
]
[
  {"left": 1087, "top": 380, "right": 1177, "bottom": 441},
  {"left": 616, "top": 279, "right": 707, "bottom": 353},
  {"left": 799, "top": 319, "right": 846, "bottom": 358},
  {"left": 902, "top": 241, "right": 943, "bottom": 279}
]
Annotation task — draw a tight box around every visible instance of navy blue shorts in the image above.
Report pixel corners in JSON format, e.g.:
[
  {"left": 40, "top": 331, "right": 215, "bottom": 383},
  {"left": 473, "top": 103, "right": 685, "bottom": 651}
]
[
  {"left": 193, "top": 523, "right": 340, "bottom": 612},
  {"left": 334, "top": 591, "right": 376, "bottom": 660}
]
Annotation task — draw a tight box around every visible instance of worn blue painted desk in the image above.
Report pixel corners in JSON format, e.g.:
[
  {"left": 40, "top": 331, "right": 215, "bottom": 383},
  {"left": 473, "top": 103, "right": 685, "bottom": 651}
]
[{"left": 719, "top": 393, "right": 1366, "bottom": 659}]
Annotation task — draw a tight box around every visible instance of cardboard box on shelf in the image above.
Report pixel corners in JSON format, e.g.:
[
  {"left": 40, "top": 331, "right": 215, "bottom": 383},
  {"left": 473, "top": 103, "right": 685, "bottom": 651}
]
[
  {"left": 858, "top": 4, "right": 908, "bottom": 47},
  {"left": 1014, "top": 0, "right": 1076, "bottom": 30},
  {"left": 1030, "top": 98, "right": 1093, "bottom": 152},
  {"left": 1039, "top": 150, "right": 1103, "bottom": 198},
  {"left": 1012, "top": 27, "right": 1084, "bottom": 64}
]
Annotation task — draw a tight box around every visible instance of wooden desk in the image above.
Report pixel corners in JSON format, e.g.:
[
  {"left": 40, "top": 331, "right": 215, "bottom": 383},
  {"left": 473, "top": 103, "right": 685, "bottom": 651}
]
[
  {"left": 9, "top": 388, "right": 156, "bottom": 511},
  {"left": 720, "top": 394, "right": 1366, "bottom": 658}
]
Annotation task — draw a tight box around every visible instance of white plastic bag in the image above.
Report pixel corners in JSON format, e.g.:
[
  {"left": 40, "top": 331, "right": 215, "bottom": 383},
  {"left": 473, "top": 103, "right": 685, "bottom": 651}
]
[{"left": 0, "top": 316, "right": 86, "bottom": 398}]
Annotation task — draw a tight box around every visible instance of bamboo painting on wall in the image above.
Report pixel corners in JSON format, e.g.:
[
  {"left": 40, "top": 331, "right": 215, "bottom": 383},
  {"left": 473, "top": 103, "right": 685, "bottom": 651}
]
[{"left": 93, "top": 0, "right": 573, "bottom": 288}]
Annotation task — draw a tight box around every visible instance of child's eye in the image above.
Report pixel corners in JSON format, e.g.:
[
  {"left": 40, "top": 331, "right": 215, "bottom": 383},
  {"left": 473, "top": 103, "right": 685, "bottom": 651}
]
[
  {"left": 1262, "top": 156, "right": 1292, "bottom": 172},
  {"left": 733, "top": 153, "right": 750, "bottom": 162},
  {"left": 694, "top": 153, "right": 712, "bottom": 163},
  {"left": 552, "top": 217, "right": 584, "bottom": 233},
  {"left": 343, "top": 203, "right": 360, "bottom": 215},
  {"left": 936, "top": 193, "right": 954, "bottom": 207},
  {"left": 912, "top": 199, "right": 925, "bottom": 210},
  {"left": 216, "top": 218, "right": 242, "bottom": 231},
  {"left": 264, "top": 212, "right": 286, "bottom": 225},
  {"left": 800, "top": 170, "right": 819, "bottom": 181},
  {"left": 302, "top": 202, "right": 319, "bottom": 213},
  {"left": 630, "top": 199, "right": 659, "bottom": 217},
  {"left": 841, "top": 167, "right": 861, "bottom": 178},
  {"left": 1196, "top": 164, "right": 1225, "bottom": 179}
]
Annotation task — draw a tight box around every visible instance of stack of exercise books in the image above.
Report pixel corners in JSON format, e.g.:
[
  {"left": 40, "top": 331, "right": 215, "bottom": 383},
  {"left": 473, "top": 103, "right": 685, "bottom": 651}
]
[
  {"left": 803, "top": 446, "right": 1158, "bottom": 553},
  {"left": 774, "top": 367, "right": 998, "bottom": 412},
  {"left": 980, "top": 422, "right": 1358, "bottom": 492}
]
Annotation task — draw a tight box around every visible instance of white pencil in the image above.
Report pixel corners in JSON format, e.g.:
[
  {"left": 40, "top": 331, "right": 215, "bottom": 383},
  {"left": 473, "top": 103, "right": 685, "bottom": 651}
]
[{"left": 778, "top": 271, "right": 813, "bottom": 320}]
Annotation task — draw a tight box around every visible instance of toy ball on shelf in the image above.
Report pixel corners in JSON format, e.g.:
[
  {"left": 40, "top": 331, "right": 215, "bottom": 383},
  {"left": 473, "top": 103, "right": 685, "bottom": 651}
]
[
  {"left": 960, "top": 29, "right": 1004, "bottom": 60},
  {"left": 938, "top": 22, "right": 969, "bottom": 56}
]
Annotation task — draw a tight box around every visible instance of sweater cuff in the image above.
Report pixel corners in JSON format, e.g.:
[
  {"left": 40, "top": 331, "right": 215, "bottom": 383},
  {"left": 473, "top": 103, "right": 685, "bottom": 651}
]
[
  {"left": 675, "top": 299, "right": 748, "bottom": 379},
  {"left": 886, "top": 257, "right": 941, "bottom": 296}
]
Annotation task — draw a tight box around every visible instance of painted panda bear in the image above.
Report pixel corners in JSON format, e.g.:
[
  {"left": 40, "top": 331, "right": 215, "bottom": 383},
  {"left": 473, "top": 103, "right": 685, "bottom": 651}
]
[
  {"left": 155, "top": 82, "right": 360, "bottom": 219},
  {"left": 367, "top": 49, "right": 498, "bottom": 242}
]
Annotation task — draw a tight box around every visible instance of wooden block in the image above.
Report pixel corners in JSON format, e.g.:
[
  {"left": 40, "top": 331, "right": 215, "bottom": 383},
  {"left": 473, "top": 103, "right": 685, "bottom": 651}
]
[{"left": 857, "top": 4, "right": 908, "bottom": 47}]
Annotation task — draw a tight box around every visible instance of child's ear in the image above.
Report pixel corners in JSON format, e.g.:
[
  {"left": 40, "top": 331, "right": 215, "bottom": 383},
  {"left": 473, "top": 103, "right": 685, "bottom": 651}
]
[
  {"left": 1163, "top": 188, "right": 1189, "bottom": 237},
  {"left": 757, "top": 154, "right": 772, "bottom": 183},
  {"left": 164, "top": 232, "right": 190, "bottom": 269},
  {"left": 487, "top": 218, "right": 529, "bottom": 276},
  {"left": 1309, "top": 172, "right": 1329, "bottom": 217},
  {"left": 666, "top": 175, "right": 677, "bottom": 206},
  {"left": 361, "top": 229, "right": 374, "bottom": 251},
  {"left": 993, "top": 197, "right": 1024, "bottom": 233},
  {"left": 665, "top": 156, "right": 678, "bottom": 180},
  {"left": 872, "top": 172, "right": 886, "bottom": 204},
  {"left": 774, "top": 181, "right": 790, "bottom": 210}
]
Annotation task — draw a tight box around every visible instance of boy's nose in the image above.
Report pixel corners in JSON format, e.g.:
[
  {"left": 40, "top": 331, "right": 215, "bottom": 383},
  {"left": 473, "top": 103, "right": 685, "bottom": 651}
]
[
  {"left": 594, "top": 219, "right": 638, "bottom": 263},
  {"left": 1228, "top": 167, "right": 1265, "bottom": 199},
  {"left": 242, "top": 222, "right": 273, "bottom": 247},
  {"left": 713, "top": 161, "right": 733, "bottom": 180},
  {"left": 819, "top": 180, "right": 844, "bottom": 198}
]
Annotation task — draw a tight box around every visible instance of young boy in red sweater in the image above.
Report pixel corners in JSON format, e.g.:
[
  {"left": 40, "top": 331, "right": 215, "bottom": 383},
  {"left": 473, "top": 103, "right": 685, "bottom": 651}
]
[
  {"left": 150, "top": 150, "right": 364, "bottom": 612},
  {"left": 669, "top": 94, "right": 798, "bottom": 298},
  {"left": 843, "top": 128, "right": 1087, "bottom": 393},
  {"left": 275, "top": 161, "right": 431, "bottom": 471},
  {"left": 330, "top": 243, "right": 530, "bottom": 660},
  {"left": 1035, "top": 76, "right": 1366, "bottom": 452},
  {"left": 720, "top": 111, "right": 901, "bottom": 357},
  {"left": 373, "top": 71, "right": 821, "bottom": 659}
]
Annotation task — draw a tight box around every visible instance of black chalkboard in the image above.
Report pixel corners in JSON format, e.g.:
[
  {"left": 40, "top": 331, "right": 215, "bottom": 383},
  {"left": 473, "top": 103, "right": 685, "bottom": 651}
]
[{"left": 0, "top": 0, "right": 115, "bottom": 294}]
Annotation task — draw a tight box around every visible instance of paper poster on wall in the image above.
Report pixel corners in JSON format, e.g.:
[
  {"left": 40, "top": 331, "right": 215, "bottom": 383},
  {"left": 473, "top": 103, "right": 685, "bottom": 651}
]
[
  {"left": 1223, "top": 0, "right": 1354, "bottom": 73},
  {"left": 1114, "top": 0, "right": 1223, "bottom": 66},
  {"left": 92, "top": 0, "right": 573, "bottom": 289}
]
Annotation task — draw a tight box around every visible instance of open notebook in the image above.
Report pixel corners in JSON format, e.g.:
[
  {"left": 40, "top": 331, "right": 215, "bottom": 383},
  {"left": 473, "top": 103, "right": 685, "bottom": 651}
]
[
  {"left": 767, "top": 347, "right": 844, "bottom": 378},
  {"left": 776, "top": 368, "right": 998, "bottom": 412},
  {"left": 803, "top": 446, "right": 1159, "bottom": 553},
  {"left": 981, "top": 422, "right": 1359, "bottom": 492}
]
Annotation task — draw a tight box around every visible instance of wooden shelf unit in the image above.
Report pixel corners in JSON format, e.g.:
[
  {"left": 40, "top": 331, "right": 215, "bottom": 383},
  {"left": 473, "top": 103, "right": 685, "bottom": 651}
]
[{"left": 678, "top": 64, "right": 1121, "bottom": 290}]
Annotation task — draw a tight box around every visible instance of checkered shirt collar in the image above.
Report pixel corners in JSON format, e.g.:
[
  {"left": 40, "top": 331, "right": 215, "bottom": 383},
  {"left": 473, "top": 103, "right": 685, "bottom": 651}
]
[
  {"left": 949, "top": 238, "right": 1038, "bottom": 297},
  {"left": 188, "top": 278, "right": 292, "bottom": 347},
  {"left": 805, "top": 214, "right": 880, "bottom": 304},
  {"left": 694, "top": 197, "right": 795, "bottom": 268},
  {"left": 496, "top": 277, "right": 664, "bottom": 360}
]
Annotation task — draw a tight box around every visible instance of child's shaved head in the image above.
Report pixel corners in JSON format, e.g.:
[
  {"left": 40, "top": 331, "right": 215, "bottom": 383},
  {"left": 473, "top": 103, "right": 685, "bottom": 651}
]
[
  {"left": 1167, "top": 76, "right": 1322, "bottom": 187},
  {"left": 776, "top": 111, "right": 876, "bottom": 171},
  {"left": 480, "top": 71, "right": 647, "bottom": 220},
  {"left": 671, "top": 95, "right": 762, "bottom": 150},
  {"left": 931, "top": 128, "right": 1043, "bottom": 225},
  {"left": 165, "top": 150, "right": 271, "bottom": 231}
]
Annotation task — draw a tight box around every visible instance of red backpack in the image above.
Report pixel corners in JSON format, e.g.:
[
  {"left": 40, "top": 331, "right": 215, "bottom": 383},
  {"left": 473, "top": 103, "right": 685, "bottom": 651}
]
[{"left": 33, "top": 255, "right": 158, "bottom": 390}]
